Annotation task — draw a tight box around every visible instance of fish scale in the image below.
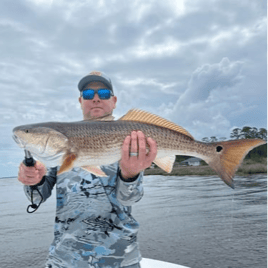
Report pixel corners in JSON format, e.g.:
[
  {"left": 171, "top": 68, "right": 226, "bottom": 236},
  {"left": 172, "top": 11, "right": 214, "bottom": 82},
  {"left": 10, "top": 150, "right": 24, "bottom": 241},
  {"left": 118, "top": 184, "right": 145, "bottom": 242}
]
[{"left": 67, "top": 121, "right": 191, "bottom": 158}]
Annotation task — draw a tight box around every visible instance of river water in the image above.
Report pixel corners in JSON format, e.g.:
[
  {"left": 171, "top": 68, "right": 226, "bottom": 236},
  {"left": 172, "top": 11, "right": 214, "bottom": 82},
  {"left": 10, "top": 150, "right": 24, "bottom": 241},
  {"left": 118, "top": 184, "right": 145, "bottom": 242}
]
[{"left": 0, "top": 174, "right": 266, "bottom": 268}]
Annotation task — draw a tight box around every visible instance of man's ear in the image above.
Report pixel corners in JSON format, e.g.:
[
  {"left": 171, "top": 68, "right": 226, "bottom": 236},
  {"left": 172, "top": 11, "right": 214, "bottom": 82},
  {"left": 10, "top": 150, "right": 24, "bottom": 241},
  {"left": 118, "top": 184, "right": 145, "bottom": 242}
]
[
  {"left": 78, "top": 97, "right": 83, "bottom": 109},
  {"left": 113, "top": 96, "right": 117, "bottom": 109}
]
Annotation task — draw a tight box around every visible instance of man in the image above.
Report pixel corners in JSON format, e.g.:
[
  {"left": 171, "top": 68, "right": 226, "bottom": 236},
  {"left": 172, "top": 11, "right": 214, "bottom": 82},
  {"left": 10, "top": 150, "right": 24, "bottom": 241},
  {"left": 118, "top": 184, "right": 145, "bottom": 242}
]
[{"left": 18, "top": 71, "right": 157, "bottom": 268}]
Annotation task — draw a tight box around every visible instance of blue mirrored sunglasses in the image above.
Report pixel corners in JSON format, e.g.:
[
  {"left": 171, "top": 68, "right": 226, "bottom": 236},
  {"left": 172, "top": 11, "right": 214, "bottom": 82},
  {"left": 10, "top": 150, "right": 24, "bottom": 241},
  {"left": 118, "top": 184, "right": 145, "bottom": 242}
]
[{"left": 82, "top": 88, "right": 114, "bottom": 100}]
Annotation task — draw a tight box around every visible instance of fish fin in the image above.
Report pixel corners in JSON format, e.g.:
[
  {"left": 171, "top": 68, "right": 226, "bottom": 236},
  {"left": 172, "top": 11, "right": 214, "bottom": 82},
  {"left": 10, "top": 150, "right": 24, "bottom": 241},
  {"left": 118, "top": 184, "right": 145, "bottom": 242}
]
[
  {"left": 58, "top": 153, "right": 77, "bottom": 175},
  {"left": 119, "top": 109, "right": 194, "bottom": 140},
  {"left": 208, "top": 139, "right": 266, "bottom": 189},
  {"left": 81, "top": 166, "right": 108, "bottom": 177},
  {"left": 153, "top": 155, "right": 176, "bottom": 173}
]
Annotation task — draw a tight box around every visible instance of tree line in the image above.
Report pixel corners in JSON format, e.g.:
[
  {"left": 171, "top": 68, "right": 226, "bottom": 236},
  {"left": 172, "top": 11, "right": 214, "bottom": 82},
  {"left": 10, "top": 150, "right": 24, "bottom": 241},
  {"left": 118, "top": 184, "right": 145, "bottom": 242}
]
[{"left": 202, "top": 127, "right": 267, "bottom": 142}]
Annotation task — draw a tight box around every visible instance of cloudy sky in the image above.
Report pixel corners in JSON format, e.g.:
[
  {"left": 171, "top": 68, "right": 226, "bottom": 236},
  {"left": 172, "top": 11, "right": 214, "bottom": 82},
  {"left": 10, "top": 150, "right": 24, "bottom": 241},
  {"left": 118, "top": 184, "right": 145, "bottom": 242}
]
[{"left": 0, "top": 0, "right": 266, "bottom": 177}]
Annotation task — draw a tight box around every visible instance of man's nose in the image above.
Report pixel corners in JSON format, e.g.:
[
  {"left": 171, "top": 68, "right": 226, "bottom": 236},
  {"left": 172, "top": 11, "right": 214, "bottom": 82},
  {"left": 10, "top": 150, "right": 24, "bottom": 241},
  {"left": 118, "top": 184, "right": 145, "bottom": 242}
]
[{"left": 92, "top": 93, "right": 100, "bottom": 102}]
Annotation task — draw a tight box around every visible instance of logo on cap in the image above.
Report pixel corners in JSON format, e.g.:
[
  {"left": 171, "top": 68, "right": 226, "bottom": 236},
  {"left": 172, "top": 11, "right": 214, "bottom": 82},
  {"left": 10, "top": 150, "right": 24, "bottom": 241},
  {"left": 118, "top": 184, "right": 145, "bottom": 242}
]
[{"left": 89, "top": 71, "right": 102, "bottom": 76}]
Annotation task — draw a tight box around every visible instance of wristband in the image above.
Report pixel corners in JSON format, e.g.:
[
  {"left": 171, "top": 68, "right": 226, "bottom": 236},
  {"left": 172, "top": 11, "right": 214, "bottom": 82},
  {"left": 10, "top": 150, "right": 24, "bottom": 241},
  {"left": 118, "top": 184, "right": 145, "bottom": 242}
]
[
  {"left": 30, "top": 176, "right": 46, "bottom": 188},
  {"left": 118, "top": 169, "right": 139, "bottom": 182}
]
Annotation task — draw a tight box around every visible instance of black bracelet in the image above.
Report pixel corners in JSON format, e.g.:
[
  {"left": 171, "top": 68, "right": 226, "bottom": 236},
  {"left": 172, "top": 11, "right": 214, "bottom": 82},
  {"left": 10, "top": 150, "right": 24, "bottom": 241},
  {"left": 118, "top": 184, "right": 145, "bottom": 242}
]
[
  {"left": 118, "top": 169, "right": 139, "bottom": 182},
  {"left": 30, "top": 176, "right": 46, "bottom": 189}
]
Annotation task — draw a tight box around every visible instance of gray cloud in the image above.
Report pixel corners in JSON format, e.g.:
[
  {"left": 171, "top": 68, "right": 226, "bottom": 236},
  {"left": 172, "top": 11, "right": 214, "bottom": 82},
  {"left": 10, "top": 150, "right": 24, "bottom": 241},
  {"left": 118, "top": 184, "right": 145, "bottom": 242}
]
[
  {"left": 158, "top": 57, "right": 260, "bottom": 139},
  {"left": 180, "top": 58, "right": 243, "bottom": 104}
]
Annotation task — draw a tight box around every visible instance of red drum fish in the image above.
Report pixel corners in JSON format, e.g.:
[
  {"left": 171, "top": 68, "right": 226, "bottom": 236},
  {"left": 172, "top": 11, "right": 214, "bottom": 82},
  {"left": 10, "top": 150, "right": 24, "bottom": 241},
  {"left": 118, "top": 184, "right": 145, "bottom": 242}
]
[{"left": 12, "top": 109, "right": 266, "bottom": 188}]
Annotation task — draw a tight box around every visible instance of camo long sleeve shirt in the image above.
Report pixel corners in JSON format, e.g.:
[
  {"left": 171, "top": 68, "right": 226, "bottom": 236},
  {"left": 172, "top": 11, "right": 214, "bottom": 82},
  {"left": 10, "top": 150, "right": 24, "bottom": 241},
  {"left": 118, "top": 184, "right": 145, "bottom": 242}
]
[{"left": 24, "top": 163, "right": 144, "bottom": 268}]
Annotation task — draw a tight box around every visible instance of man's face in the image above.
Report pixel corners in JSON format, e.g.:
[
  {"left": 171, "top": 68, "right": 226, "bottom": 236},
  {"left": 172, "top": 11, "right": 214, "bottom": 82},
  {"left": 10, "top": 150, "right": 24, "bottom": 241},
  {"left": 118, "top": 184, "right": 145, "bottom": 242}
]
[{"left": 78, "top": 81, "right": 117, "bottom": 120}]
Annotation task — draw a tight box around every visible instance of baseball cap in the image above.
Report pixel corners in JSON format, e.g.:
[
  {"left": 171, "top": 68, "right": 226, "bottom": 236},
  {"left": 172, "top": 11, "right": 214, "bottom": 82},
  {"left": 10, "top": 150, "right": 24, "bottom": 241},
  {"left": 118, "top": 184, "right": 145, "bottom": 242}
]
[{"left": 78, "top": 71, "right": 114, "bottom": 93}]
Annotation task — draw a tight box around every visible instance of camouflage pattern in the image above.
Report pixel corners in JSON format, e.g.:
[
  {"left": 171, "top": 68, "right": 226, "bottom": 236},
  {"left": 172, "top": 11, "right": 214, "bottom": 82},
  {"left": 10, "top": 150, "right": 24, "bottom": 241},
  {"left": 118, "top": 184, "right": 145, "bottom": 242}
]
[{"left": 24, "top": 163, "right": 144, "bottom": 268}]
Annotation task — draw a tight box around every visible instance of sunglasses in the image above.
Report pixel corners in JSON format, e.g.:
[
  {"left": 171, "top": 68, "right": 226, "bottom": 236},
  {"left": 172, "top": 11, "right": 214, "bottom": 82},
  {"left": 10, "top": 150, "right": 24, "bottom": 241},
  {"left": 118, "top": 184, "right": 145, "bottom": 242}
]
[{"left": 82, "top": 88, "right": 114, "bottom": 100}]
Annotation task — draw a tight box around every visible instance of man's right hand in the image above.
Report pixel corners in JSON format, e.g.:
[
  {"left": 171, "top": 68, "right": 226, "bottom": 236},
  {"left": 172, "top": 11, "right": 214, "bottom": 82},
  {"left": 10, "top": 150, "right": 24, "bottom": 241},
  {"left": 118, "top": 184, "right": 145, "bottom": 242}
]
[{"left": 18, "top": 161, "right": 46, "bottom": 186}]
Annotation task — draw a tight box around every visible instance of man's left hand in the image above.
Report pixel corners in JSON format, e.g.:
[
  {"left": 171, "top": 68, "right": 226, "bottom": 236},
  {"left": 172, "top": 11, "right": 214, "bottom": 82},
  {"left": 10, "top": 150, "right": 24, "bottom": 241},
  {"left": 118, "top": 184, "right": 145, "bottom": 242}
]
[{"left": 120, "top": 131, "right": 157, "bottom": 180}]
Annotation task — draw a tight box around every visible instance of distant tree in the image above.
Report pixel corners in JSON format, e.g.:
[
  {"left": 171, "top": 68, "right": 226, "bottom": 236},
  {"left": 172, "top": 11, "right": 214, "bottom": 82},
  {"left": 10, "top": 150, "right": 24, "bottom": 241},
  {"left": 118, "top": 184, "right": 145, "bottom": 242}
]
[
  {"left": 230, "top": 128, "right": 241, "bottom": 139},
  {"left": 251, "top": 127, "right": 258, "bottom": 138},
  {"left": 202, "top": 136, "right": 225, "bottom": 142},
  {"left": 241, "top": 126, "right": 253, "bottom": 139},
  {"left": 231, "top": 126, "right": 267, "bottom": 140},
  {"left": 258, "top": 128, "right": 267, "bottom": 140},
  {"left": 241, "top": 126, "right": 262, "bottom": 139},
  {"left": 210, "top": 136, "right": 218, "bottom": 142}
]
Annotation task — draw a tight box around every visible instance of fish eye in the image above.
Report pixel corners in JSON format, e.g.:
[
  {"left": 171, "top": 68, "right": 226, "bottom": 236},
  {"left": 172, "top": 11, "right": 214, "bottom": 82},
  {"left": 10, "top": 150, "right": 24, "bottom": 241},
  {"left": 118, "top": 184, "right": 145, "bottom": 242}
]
[{"left": 216, "top": 146, "right": 223, "bottom": 152}]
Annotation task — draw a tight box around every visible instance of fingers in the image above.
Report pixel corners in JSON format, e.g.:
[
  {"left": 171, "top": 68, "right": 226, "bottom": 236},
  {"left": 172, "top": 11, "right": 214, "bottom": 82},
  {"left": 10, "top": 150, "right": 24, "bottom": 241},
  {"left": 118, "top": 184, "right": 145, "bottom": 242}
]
[
  {"left": 130, "top": 131, "right": 138, "bottom": 155},
  {"left": 146, "top": 137, "right": 157, "bottom": 161},
  {"left": 18, "top": 161, "right": 46, "bottom": 186},
  {"left": 18, "top": 164, "right": 37, "bottom": 185},
  {"left": 121, "top": 135, "right": 131, "bottom": 161},
  {"left": 126, "top": 131, "right": 146, "bottom": 160},
  {"left": 120, "top": 131, "right": 157, "bottom": 179},
  {"left": 122, "top": 131, "right": 156, "bottom": 160},
  {"left": 121, "top": 131, "right": 139, "bottom": 161},
  {"left": 137, "top": 131, "right": 146, "bottom": 162},
  {"left": 19, "top": 163, "right": 37, "bottom": 178},
  {"left": 35, "top": 161, "right": 47, "bottom": 177}
]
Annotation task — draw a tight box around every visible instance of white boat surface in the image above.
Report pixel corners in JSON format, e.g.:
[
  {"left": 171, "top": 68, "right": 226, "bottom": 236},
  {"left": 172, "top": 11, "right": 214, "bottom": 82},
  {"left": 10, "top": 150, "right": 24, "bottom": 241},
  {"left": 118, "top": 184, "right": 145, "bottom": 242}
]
[{"left": 141, "top": 258, "right": 190, "bottom": 268}]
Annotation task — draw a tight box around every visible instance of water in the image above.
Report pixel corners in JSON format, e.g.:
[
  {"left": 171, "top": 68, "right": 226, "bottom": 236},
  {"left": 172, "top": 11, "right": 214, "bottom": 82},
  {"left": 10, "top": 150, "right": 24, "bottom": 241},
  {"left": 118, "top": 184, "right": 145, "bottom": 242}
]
[{"left": 0, "top": 175, "right": 266, "bottom": 268}]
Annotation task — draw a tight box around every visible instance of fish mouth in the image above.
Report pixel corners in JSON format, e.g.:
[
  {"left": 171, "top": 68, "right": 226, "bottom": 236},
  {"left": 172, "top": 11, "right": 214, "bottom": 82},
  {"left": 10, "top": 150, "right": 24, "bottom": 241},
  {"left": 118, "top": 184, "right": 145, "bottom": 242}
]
[
  {"left": 12, "top": 134, "right": 25, "bottom": 148},
  {"left": 12, "top": 132, "right": 49, "bottom": 155}
]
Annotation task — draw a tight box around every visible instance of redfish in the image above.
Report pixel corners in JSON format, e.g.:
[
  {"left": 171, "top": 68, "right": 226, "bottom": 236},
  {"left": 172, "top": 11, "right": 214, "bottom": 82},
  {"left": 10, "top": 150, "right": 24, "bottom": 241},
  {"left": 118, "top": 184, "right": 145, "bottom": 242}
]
[{"left": 12, "top": 109, "right": 265, "bottom": 188}]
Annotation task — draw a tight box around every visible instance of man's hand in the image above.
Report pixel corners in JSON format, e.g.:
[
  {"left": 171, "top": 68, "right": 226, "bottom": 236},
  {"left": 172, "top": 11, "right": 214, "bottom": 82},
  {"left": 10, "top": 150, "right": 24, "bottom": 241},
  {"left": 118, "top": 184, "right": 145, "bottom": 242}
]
[
  {"left": 18, "top": 161, "right": 46, "bottom": 186},
  {"left": 120, "top": 131, "right": 157, "bottom": 180}
]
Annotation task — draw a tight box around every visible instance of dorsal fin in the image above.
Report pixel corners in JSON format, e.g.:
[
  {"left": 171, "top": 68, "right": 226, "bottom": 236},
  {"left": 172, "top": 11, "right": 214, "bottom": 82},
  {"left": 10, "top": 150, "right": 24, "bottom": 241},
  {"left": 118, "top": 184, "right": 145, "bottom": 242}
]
[{"left": 119, "top": 109, "right": 194, "bottom": 140}]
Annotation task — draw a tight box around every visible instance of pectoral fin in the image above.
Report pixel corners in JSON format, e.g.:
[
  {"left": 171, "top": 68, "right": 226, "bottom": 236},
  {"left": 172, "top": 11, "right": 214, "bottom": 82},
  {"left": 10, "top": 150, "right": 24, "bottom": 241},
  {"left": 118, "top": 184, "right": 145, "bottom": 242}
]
[
  {"left": 58, "top": 153, "right": 77, "bottom": 175},
  {"left": 81, "top": 166, "right": 108, "bottom": 177},
  {"left": 153, "top": 155, "right": 176, "bottom": 173}
]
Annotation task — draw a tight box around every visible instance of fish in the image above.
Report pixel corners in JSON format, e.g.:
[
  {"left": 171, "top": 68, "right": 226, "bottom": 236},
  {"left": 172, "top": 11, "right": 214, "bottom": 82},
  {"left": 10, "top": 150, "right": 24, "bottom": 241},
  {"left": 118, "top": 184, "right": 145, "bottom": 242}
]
[{"left": 12, "top": 109, "right": 266, "bottom": 188}]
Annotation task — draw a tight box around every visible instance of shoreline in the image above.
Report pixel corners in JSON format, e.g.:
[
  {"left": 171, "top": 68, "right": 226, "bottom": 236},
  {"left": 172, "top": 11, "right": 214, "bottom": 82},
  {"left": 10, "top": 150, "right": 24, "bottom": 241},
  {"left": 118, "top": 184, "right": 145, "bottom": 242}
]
[{"left": 144, "top": 159, "right": 267, "bottom": 176}]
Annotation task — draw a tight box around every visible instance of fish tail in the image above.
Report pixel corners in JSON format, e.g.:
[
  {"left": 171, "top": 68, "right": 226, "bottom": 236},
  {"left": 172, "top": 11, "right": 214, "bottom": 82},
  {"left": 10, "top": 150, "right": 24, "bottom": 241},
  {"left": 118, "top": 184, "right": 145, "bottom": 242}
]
[{"left": 207, "top": 139, "right": 266, "bottom": 188}]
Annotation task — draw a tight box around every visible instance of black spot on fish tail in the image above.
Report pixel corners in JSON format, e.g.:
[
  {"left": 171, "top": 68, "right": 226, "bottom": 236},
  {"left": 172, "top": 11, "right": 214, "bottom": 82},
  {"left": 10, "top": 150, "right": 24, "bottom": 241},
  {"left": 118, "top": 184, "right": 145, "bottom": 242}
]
[{"left": 216, "top": 146, "right": 223, "bottom": 152}]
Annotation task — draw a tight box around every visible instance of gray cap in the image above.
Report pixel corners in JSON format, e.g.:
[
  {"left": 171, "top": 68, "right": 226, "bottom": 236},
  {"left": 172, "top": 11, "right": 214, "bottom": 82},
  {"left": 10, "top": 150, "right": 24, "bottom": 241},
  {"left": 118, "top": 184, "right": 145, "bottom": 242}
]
[{"left": 78, "top": 71, "right": 114, "bottom": 93}]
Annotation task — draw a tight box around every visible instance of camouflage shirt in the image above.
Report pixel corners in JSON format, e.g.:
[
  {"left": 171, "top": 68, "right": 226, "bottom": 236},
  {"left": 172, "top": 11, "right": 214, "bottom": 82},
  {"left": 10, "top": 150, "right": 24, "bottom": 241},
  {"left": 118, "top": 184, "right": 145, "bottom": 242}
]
[{"left": 24, "top": 163, "right": 144, "bottom": 268}]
